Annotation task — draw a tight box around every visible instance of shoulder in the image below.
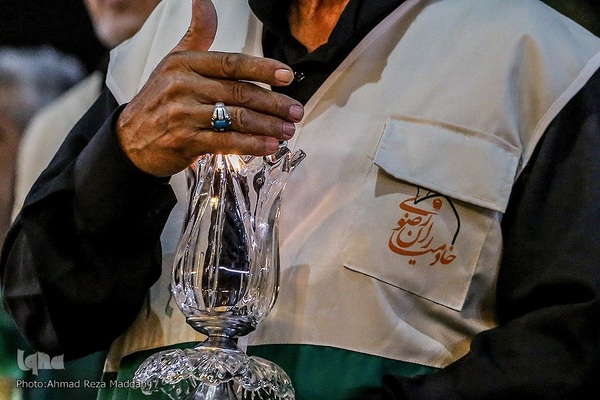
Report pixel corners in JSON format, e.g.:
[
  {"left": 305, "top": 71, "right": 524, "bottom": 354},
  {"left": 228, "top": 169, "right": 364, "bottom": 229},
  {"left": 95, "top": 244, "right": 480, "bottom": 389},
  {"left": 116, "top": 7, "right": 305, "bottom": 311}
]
[
  {"left": 19, "top": 72, "right": 103, "bottom": 162},
  {"left": 429, "top": 0, "right": 598, "bottom": 40},
  {"left": 13, "top": 72, "right": 104, "bottom": 218},
  {"left": 25, "top": 72, "right": 104, "bottom": 136}
]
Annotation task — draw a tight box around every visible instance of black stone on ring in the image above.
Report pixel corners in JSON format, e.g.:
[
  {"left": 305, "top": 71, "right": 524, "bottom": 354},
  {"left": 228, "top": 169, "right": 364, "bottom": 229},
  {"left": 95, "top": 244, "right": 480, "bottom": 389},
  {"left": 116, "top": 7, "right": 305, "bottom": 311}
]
[{"left": 211, "top": 102, "right": 232, "bottom": 132}]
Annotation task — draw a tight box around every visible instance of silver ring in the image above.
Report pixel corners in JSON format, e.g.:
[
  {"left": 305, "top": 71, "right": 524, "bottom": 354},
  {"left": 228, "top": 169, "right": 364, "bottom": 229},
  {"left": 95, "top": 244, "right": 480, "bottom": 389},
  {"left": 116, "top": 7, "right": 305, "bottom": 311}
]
[{"left": 211, "top": 102, "right": 232, "bottom": 132}]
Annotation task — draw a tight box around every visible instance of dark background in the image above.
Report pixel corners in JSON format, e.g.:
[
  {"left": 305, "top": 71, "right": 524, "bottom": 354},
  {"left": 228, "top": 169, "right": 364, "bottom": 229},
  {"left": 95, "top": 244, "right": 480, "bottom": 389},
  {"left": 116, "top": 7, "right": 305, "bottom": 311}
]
[
  {"left": 0, "top": 0, "right": 106, "bottom": 72},
  {"left": 0, "top": 1, "right": 598, "bottom": 74}
]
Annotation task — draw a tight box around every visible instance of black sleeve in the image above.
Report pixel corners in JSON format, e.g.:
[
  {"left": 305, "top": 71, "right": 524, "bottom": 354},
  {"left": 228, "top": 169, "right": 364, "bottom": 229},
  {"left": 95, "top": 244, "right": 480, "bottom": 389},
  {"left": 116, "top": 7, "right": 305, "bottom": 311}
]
[
  {"left": 381, "top": 69, "right": 600, "bottom": 400},
  {"left": 0, "top": 89, "right": 177, "bottom": 360}
]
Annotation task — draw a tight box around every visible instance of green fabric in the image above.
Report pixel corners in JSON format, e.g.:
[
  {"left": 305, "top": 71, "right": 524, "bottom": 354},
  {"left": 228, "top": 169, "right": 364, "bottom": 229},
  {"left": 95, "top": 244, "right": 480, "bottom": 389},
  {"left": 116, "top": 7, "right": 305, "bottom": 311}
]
[
  {"left": 0, "top": 302, "right": 29, "bottom": 379},
  {"left": 1, "top": 301, "right": 106, "bottom": 398},
  {"left": 98, "top": 342, "right": 197, "bottom": 400},
  {"left": 248, "top": 344, "right": 437, "bottom": 399},
  {"left": 97, "top": 342, "right": 438, "bottom": 400},
  {"left": 19, "top": 351, "right": 107, "bottom": 400}
]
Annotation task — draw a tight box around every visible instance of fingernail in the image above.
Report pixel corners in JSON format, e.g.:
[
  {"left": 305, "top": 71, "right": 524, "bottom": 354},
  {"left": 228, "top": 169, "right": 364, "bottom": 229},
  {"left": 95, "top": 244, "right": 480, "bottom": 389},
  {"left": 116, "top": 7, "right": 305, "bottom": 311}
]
[
  {"left": 275, "top": 68, "right": 294, "bottom": 84},
  {"left": 283, "top": 122, "right": 296, "bottom": 138},
  {"left": 289, "top": 104, "right": 304, "bottom": 122}
]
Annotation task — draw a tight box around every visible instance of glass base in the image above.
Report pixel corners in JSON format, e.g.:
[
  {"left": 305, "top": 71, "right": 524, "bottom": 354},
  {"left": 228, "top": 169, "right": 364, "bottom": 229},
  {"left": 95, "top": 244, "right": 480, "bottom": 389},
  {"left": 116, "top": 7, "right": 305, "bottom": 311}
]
[{"left": 133, "top": 338, "right": 295, "bottom": 400}]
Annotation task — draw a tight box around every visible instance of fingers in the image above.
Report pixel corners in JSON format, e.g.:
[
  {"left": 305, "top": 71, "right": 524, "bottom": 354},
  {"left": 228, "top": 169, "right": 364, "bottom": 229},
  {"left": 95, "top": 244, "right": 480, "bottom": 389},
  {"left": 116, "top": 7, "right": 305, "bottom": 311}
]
[
  {"left": 227, "top": 106, "right": 299, "bottom": 140},
  {"left": 170, "top": 0, "right": 290, "bottom": 88},
  {"left": 174, "top": 51, "right": 295, "bottom": 87},
  {"left": 117, "top": 71, "right": 304, "bottom": 177},
  {"left": 180, "top": 102, "right": 298, "bottom": 140},
  {"left": 191, "top": 131, "right": 282, "bottom": 157},
  {"left": 116, "top": 3, "right": 304, "bottom": 178},
  {"left": 149, "top": 50, "right": 303, "bottom": 127},
  {"left": 210, "top": 52, "right": 295, "bottom": 87},
  {"left": 171, "top": 0, "right": 291, "bottom": 90},
  {"left": 180, "top": 72, "right": 302, "bottom": 122},
  {"left": 208, "top": 52, "right": 295, "bottom": 87}
]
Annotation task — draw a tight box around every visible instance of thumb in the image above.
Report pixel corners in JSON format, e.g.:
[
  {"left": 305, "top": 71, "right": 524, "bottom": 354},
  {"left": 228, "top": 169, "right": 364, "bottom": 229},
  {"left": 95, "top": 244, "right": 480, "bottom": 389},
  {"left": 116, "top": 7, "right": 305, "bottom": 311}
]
[{"left": 174, "top": 0, "right": 218, "bottom": 52}]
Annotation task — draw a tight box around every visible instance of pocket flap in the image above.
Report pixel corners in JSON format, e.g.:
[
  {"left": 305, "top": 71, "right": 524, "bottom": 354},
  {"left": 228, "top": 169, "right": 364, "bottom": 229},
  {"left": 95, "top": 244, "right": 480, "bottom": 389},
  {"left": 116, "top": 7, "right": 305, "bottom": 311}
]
[
  {"left": 343, "top": 117, "right": 519, "bottom": 311},
  {"left": 375, "top": 118, "right": 521, "bottom": 213}
]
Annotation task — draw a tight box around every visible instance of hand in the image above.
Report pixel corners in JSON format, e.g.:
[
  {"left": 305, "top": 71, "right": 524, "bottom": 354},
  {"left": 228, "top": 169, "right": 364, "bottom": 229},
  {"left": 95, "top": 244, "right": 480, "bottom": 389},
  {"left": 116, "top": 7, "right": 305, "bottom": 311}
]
[{"left": 116, "top": 0, "right": 304, "bottom": 177}]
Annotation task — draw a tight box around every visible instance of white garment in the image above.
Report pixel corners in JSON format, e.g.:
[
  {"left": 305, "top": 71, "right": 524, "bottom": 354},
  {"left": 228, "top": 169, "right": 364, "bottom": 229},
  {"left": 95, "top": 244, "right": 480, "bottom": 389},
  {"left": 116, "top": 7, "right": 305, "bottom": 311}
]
[{"left": 104, "top": 0, "right": 600, "bottom": 371}]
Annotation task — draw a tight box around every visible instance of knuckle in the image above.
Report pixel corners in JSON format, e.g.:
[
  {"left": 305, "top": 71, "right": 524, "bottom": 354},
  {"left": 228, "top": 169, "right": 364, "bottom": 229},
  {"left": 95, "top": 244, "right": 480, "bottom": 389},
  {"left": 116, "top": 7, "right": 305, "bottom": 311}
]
[
  {"left": 271, "top": 94, "right": 291, "bottom": 118},
  {"left": 219, "top": 53, "right": 243, "bottom": 76},
  {"left": 231, "top": 107, "right": 247, "bottom": 129},
  {"left": 161, "top": 51, "right": 186, "bottom": 71},
  {"left": 230, "top": 81, "right": 251, "bottom": 105},
  {"left": 166, "top": 77, "right": 187, "bottom": 95},
  {"left": 163, "top": 102, "right": 181, "bottom": 120}
]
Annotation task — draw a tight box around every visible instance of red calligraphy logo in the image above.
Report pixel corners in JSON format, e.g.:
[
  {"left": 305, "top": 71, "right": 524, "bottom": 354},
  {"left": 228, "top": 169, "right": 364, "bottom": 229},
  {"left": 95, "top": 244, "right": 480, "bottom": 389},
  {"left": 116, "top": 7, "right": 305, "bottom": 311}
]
[{"left": 389, "top": 189, "right": 460, "bottom": 266}]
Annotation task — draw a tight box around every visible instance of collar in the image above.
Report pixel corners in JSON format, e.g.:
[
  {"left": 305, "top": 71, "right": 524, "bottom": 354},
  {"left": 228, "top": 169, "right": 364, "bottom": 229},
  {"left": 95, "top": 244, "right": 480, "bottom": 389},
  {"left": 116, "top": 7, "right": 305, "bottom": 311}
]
[{"left": 248, "top": 0, "right": 405, "bottom": 40}]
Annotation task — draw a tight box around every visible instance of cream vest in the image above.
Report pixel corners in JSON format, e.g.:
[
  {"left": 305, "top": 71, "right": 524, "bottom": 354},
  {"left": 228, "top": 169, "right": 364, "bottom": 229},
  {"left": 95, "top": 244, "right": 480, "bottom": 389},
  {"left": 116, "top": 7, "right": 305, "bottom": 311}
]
[{"left": 104, "top": 0, "right": 600, "bottom": 371}]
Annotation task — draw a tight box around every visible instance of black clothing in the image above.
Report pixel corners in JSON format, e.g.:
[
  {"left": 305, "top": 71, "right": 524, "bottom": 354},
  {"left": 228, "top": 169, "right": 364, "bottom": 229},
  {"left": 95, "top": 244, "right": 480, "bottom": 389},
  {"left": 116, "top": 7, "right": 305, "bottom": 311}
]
[
  {"left": 251, "top": 0, "right": 405, "bottom": 104},
  {"left": 1, "top": 92, "right": 175, "bottom": 359},
  {"left": 384, "top": 68, "right": 600, "bottom": 399}
]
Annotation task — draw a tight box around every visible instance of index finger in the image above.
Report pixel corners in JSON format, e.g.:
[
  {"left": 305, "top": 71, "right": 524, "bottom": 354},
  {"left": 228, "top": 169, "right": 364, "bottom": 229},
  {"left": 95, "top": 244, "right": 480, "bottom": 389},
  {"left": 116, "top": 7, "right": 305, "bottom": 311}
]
[{"left": 182, "top": 51, "right": 295, "bottom": 87}]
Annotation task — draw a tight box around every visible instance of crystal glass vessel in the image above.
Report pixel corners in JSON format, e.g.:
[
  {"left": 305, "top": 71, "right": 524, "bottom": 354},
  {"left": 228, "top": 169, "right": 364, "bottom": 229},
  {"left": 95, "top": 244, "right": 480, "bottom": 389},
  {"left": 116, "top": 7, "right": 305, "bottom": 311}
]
[{"left": 133, "top": 144, "right": 305, "bottom": 400}]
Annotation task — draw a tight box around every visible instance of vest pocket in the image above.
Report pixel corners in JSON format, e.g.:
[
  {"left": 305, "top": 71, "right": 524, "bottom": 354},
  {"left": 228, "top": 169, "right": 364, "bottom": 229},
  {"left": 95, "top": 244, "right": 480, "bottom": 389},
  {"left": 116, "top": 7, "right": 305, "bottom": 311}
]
[{"left": 343, "top": 117, "right": 520, "bottom": 311}]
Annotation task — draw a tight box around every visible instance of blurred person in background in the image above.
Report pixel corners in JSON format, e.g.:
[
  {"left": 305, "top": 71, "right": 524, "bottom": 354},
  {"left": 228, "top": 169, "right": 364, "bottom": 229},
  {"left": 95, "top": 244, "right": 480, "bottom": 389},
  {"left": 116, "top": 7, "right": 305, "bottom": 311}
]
[
  {"left": 0, "top": 47, "right": 84, "bottom": 256},
  {"left": 0, "top": 46, "right": 84, "bottom": 400},
  {"left": 12, "top": 0, "right": 163, "bottom": 221},
  {"left": 4, "top": 1, "right": 161, "bottom": 399},
  {"left": 84, "top": 0, "right": 163, "bottom": 49}
]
